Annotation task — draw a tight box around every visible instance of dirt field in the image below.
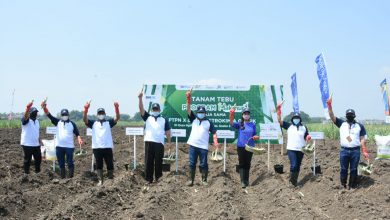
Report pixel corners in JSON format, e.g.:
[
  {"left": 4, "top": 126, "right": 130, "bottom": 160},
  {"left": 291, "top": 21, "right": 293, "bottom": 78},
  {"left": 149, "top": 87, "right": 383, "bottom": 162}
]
[{"left": 0, "top": 127, "right": 389, "bottom": 220}]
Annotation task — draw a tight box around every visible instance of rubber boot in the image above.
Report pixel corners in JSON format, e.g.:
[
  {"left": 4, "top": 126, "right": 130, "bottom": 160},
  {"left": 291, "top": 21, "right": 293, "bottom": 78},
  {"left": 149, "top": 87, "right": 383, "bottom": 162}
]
[
  {"left": 97, "top": 169, "right": 104, "bottom": 186},
  {"left": 60, "top": 168, "right": 66, "bottom": 179},
  {"left": 349, "top": 175, "right": 358, "bottom": 189},
  {"left": 186, "top": 169, "right": 195, "bottom": 186},
  {"left": 68, "top": 167, "right": 74, "bottom": 178},
  {"left": 239, "top": 168, "right": 246, "bottom": 188},
  {"left": 201, "top": 169, "right": 208, "bottom": 186},
  {"left": 244, "top": 169, "right": 250, "bottom": 188},
  {"left": 340, "top": 176, "right": 347, "bottom": 189},
  {"left": 23, "top": 162, "right": 30, "bottom": 174},
  {"left": 107, "top": 170, "right": 114, "bottom": 179},
  {"left": 289, "top": 172, "right": 299, "bottom": 187}
]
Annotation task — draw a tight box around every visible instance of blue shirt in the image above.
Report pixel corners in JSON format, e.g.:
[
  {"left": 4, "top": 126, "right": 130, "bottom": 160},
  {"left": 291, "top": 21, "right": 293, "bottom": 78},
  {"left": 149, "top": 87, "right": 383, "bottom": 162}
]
[{"left": 232, "top": 121, "right": 257, "bottom": 147}]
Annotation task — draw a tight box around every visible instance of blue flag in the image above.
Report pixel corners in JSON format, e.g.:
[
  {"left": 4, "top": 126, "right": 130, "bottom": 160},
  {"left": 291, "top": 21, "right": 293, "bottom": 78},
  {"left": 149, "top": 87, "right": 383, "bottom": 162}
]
[
  {"left": 290, "top": 73, "right": 299, "bottom": 114},
  {"left": 380, "top": 79, "right": 390, "bottom": 116},
  {"left": 315, "top": 53, "right": 330, "bottom": 117}
]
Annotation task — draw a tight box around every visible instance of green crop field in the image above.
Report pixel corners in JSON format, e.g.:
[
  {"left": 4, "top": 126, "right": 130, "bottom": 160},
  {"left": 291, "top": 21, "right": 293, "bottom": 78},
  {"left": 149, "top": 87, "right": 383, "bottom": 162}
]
[{"left": 307, "top": 123, "right": 390, "bottom": 143}]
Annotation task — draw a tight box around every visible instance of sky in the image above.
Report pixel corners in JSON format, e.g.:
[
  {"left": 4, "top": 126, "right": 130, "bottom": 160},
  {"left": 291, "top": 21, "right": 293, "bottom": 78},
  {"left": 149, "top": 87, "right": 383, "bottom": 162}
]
[{"left": 0, "top": 0, "right": 389, "bottom": 120}]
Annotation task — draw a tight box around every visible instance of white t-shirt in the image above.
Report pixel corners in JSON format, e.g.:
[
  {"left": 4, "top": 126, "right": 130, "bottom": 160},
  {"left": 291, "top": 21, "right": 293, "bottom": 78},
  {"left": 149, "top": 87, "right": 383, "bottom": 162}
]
[
  {"left": 282, "top": 121, "right": 308, "bottom": 151},
  {"left": 335, "top": 118, "right": 366, "bottom": 148},
  {"left": 21, "top": 118, "right": 40, "bottom": 147},
  {"left": 142, "top": 112, "right": 170, "bottom": 144},
  {"left": 87, "top": 119, "right": 116, "bottom": 149},
  {"left": 187, "top": 111, "right": 217, "bottom": 150}
]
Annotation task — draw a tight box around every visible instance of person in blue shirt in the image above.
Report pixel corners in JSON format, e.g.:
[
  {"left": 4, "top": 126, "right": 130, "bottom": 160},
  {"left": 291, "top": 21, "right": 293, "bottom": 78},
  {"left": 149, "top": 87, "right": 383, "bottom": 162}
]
[
  {"left": 41, "top": 101, "right": 84, "bottom": 179},
  {"left": 229, "top": 107, "right": 259, "bottom": 188}
]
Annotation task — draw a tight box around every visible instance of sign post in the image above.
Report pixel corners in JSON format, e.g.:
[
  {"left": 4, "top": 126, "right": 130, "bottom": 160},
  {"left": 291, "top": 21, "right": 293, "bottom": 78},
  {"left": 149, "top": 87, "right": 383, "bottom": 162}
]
[
  {"left": 309, "top": 132, "right": 324, "bottom": 175},
  {"left": 216, "top": 130, "right": 235, "bottom": 173},
  {"left": 171, "top": 129, "right": 186, "bottom": 173},
  {"left": 260, "top": 123, "right": 281, "bottom": 173},
  {"left": 86, "top": 128, "right": 94, "bottom": 172},
  {"left": 46, "top": 127, "right": 57, "bottom": 171},
  {"left": 126, "top": 127, "right": 144, "bottom": 170}
]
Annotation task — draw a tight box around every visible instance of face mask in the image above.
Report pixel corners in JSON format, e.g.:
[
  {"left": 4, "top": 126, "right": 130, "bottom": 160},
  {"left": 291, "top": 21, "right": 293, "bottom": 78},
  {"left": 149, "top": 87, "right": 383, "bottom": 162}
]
[
  {"left": 346, "top": 115, "right": 355, "bottom": 122},
  {"left": 98, "top": 114, "right": 106, "bottom": 120},
  {"left": 30, "top": 112, "right": 38, "bottom": 120},
  {"left": 150, "top": 111, "right": 160, "bottom": 117},
  {"left": 292, "top": 118, "right": 301, "bottom": 125},
  {"left": 197, "top": 113, "right": 206, "bottom": 119},
  {"left": 61, "top": 116, "right": 69, "bottom": 121},
  {"left": 243, "top": 115, "right": 250, "bottom": 120}
]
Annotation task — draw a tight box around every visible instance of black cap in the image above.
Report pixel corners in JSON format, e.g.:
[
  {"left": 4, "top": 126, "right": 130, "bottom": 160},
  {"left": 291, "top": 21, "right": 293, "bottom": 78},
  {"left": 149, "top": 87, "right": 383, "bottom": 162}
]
[
  {"left": 346, "top": 109, "right": 355, "bottom": 115},
  {"left": 97, "top": 108, "right": 105, "bottom": 114},
  {"left": 61, "top": 109, "right": 69, "bottom": 116},
  {"left": 197, "top": 105, "right": 206, "bottom": 113},
  {"left": 242, "top": 107, "right": 250, "bottom": 114},
  {"left": 292, "top": 112, "right": 301, "bottom": 119},
  {"left": 151, "top": 103, "right": 160, "bottom": 110},
  {"left": 29, "top": 107, "right": 38, "bottom": 114}
]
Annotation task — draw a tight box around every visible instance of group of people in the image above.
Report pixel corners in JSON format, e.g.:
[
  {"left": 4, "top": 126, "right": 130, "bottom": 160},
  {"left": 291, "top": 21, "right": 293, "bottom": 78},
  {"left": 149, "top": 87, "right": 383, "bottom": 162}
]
[{"left": 20, "top": 91, "right": 370, "bottom": 189}]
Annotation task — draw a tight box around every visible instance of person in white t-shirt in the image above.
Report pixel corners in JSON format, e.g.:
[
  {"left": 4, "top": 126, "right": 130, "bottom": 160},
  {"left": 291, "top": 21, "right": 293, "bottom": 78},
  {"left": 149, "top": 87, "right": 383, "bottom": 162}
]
[
  {"left": 138, "top": 91, "right": 171, "bottom": 183},
  {"left": 20, "top": 100, "right": 42, "bottom": 174},
  {"left": 277, "top": 103, "right": 311, "bottom": 187},
  {"left": 185, "top": 89, "right": 219, "bottom": 186},
  {"left": 83, "top": 101, "right": 120, "bottom": 186},
  {"left": 41, "top": 101, "right": 83, "bottom": 179}
]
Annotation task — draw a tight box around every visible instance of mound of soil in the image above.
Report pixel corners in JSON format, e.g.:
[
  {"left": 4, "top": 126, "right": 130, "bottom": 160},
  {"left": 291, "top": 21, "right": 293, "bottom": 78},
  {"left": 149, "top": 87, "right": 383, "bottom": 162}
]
[{"left": 0, "top": 127, "right": 389, "bottom": 219}]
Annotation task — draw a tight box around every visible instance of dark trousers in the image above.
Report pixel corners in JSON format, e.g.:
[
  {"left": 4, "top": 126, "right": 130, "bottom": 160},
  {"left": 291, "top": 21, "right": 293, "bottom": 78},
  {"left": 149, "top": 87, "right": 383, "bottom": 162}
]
[
  {"left": 22, "top": 145, "right": 42, "bottom": 174},
  {"left": 93, "top": 148, "right": 114, "bottom": 170},
  {"left": 56, "top": 147, "right": 75, "bottom": 169},
  {"left": 340, "top": 147, "right": 360, "bottom": 179},
  {"left": 287, "top": 150, "right": 304, "bottom": 173},
  {"left": 189, "top": 145, "right": 208, "bottom": 171},
  {"left": 144, "top": 141, "right": 164, "bottom": 182},
  {"left": 237, "top": 147, "right": 253, "bottom": 170}
]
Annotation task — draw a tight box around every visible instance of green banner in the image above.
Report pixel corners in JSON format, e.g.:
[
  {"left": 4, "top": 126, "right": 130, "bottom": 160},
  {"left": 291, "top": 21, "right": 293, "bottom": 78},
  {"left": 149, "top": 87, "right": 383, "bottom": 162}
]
[{"left": 143, "top": 85, "right": 284, "bottom": 144}]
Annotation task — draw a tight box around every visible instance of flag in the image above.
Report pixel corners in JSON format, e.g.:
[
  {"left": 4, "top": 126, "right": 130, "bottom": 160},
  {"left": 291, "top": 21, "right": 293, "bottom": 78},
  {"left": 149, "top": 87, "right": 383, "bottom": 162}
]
[
  {"left": 380, "top": 79, "right": 390, "bottom": 116},
  {"left": 315, "top": 53, "right": 330, "bottom": 118},
  {"left": 290, "top": 73, "right": 299, "bottom": 114}
]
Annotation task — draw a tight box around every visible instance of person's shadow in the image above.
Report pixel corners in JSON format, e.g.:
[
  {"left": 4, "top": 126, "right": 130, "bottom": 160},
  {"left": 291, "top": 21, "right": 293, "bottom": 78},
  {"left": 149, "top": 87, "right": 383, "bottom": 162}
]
[
  {"left": 251, "top": 172, "right": 267, "bottom": 186},
  {"left": 357, "top": 175, "right": 375, "bottom": 189}
]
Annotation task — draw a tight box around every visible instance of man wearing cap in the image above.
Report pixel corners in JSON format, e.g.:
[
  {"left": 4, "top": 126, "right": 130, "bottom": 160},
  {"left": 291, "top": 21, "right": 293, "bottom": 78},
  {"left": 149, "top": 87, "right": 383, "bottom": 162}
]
[
  {"left": 327, "top": 97, "right": 369, "bottom": 189},
  {"left": 277, "top": 103, "right": 311, "bottom": 187},
  {"left": 83, "top": 101, "right": 120, "bottom": 186},
  {"left": 138, "top": 91, "right": 171, "bottom": 183},
  {"left": 21, "top": 100, "right": 42, "bottom": 174},
  {"left": 41, "top": 101, "right": 83, "bottom": 178},
  {"left": 185, "top": 89, "right": 219, "bottom": 186}
]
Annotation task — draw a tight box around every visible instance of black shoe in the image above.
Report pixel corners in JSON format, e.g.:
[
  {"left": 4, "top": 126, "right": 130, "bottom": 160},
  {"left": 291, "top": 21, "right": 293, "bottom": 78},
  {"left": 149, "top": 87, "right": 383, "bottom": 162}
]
[
  {"left": 349, "top": 175, "right": 358, "bottom": 189},
  {"left": 107, "top": 170, "right": 114, "bottom": 179},
  {"left": 68, "top": 168, "right": 74, "bottom": 178},
  {"left": 239, "top": 168, "right": 246, "bottom": 188},
  {"left": 186, "top": 169, "right": 195, "bottom": 186},
  {"left": 289, "top": 172, "right": 299, "bottom": 187},
  {"left": 244, "top": 168, "right": 250, "bottom": 187},
  {"left": 60, "top": 168, "right": 66, "bottom": 179},
  {"left": 340, "top": 177, "right": 347, "bottom": 189},
  {"left": 201, "top": 169, "right": 208, "bottom": 186}
]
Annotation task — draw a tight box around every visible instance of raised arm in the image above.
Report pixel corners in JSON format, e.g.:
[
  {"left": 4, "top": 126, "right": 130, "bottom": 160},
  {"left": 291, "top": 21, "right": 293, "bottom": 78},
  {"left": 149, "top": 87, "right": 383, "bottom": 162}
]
[
  {"left": 276, "top": 101, "right": 283, "bottom": 126},
  {"left": 186, "top": 88, "right": 192, "bottom": 116},
  {"left": 24, "top": 100, "right": 34, "bottom": 121},
  {"left": 83, "top": 101, "right": 90, "bottom": 126},
  {"left": 41, "top": 100, "right": 59, "bottom": 125},
  {"left": 138, "top": 91, "right": 146, "bottom": 117},
  {"left": 229, "top": 106, "right": 235, "bottom": 127},
  {"left": 327, "top": 96, "right": 336, "bottom": 123},
  {"left": 114, "top": 102, "right": 120, "bottom": 123}
]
